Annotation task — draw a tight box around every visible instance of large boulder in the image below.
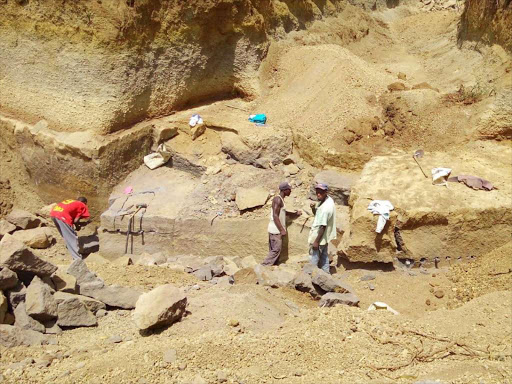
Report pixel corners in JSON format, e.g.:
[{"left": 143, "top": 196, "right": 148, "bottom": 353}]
[
  {"left": 0, "top": 235, "right": 57, "bottom": 277},
  {"left": 0, "top": 267, "right": 19, "bottom": 291},
  {"left": 233, "top": 268, "right": 258, "bottom": 285},
  {"left": 5, "top": 209, "right": 42, "bottom": 230},
  {"left": 53, "top": 291, "right": 106, "bottom": 314},
  {"left": 319, "top": 292, "right": 360, "bottom": 307},
  {"left": 13, "top": 302, "right": 45, "bottom": 333},
  {"left": 56, "top": 297, "right": 97, "bottom": 327},
  {"left": 134, "top": 285, "right": 187, "bottom": 331},
  {"left": 312, "top": 170, "right": 358, "bottom": 206},
  {"left": 0, "top": 219, "right": 16, "bottom": 239},
  {"left": 235, "top": 187, "right": 269, "bottom": 211},
  {"left": 11, "top": 227, "right": 54, "bottom": 249},
  {"left": 25, "top": 276, "right": 58, "bottom": 321},
  {"left": 0, "top": 324, "right": 48, "bottom": 347}
]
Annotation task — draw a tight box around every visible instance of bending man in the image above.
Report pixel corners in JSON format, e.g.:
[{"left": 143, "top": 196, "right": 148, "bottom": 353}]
[
  {"left": 309, "top": 183, "right": 336, "bottom": 274},
  {"left": 50, "top": 197, "right": 91, "bottom": 260},
  {"left": 261, "top": 182, "right": 300, "bottom": 266}
]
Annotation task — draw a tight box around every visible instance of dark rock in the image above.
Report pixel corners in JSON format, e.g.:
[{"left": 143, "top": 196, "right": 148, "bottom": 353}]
[
  {"left": 0, "top": 267, "right": 19, "bottom": 290},
  {"left": 319, "top": 292, "right": 360, "bottom": 307}
]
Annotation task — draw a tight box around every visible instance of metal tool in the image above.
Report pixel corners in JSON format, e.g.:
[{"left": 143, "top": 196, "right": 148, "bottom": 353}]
[
  {"left": 210, "top": 211, "right": 223, "bottom": 226},
  {"left": 124, "top": 203, "right": 148, "bottom": 254},
  {"left": 413, "top": 149, "right": 428, "bottom": 178}
]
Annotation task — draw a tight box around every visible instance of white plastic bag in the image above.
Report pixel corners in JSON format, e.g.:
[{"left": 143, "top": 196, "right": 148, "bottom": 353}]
[
  {"left": 432, "top": 167, "right": 452, "bottom": 186},
  {"left": 143, "top": 144, "right": 171, "bottom": 170}
]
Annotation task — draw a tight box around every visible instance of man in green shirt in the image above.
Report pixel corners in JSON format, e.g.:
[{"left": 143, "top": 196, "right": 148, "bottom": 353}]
[{"left": 308, "top": 183, "right": 337, "bottom": 274}]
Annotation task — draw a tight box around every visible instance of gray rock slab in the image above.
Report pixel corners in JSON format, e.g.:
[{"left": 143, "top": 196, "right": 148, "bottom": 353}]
[
  {"left": 319, "top": 292, "right": 360, "bottom": 308},
  {"left": 14, "top": 302, "right": 46, "bottom": 333},
  {"left": 0, "top": 324, "right": 48, "bottom": 347},
  {"left": 80, "top": 285, "right": 142, "bottom": 310},
  {"left": 57, "top": 297, "right": 97, "bottom": 327},
  {"left": 0, "top": 235, "right": 57, "bottom": 277},
  {"left": 53, "top": 291, "right": 106, "bottom": 314}
]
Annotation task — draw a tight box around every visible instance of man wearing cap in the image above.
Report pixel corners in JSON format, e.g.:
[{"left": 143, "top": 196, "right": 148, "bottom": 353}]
[
  {"left": 261, "top": 182, "right": 300, "bottom": 266},
  {"left": 309, "top": 183, "right": 336, "bottom": 273}
]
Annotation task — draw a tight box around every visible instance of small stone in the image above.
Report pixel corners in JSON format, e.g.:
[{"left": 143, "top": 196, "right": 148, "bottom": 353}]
[
  {"left": 217, "top": 370, "right": 228, "bottom": 383},
  {"left": 426, "top": 299, "right": 431, "bottom": 306},
  {"left": 228, "top": 319, "right": 239, "bottom": 327},
  {"left": 368, "top": 283, "right": 375, "bottom": 291},
  {"left": 397, "top": 72, "right": 407, "bottom": 80},
  {"left": 108, "top": 335, "right": 122, "bottom": 344},
  {"left": 360, "top": 274, "right": 375, "bottom": 281},
  {"left": 163, "top": 349, "right": 177, "bottom": 364},
  {"left": 96, "top": 309, "right": 107, "bottom": 318},
  {"left": 434, "top": 290, "right": 445, "bottom": 299},
  {"left": 178, "top": 362, "right": 187, "bottom": 370},
  {"left": 75, "top": 362, "right": 86, "bottom": 369}
]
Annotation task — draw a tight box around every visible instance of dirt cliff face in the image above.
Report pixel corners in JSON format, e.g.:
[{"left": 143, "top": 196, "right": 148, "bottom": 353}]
[
  {"left": 458, "top": 0, "right": 512, "bottom": 52},
  {"left": 0, "top": 0, "right": 347, "bottom": 134}
]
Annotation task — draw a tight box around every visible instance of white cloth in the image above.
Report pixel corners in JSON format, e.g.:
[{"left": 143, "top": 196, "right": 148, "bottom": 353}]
[
  {"left": 268, "top": 196, "right": 286, "bottom": 235},
  {"left": 189, "top": 114, "right": 203, "bottom": 127},
  {"left": 431, "top": 167, "right": 451, "bottom": 186},
  {"left": 308, "top": 196, "right": 337, "bottom": 245},
  {"left": 367, "top": 200, "right": 394, "bottom": 233}
]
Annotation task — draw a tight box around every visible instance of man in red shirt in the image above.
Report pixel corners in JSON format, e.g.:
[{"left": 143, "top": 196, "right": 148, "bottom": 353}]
[{"left": 50, "top": 197, "right": 91, "bottom": 260}]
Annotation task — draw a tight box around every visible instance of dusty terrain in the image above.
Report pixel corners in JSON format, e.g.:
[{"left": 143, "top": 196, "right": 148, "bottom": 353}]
[{"left": 1, "top": 0, "right": 511, "bottom": 383}]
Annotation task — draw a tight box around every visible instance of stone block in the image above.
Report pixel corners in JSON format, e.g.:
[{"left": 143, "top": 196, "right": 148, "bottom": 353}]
[
  {"left": 235, "top": 187, "right": 269, "bottom": 211},
  {"left": 25, "top": 276, "right": 58, "bottom": 321},
  {"left": 57, "top": 297, "right": 97, "bottom": 327},
  {"left": 0, "top": 219, "right": 16, "bottom": 239},
  {"left": 319, "top": 292, "right": 360, "bottom": 307},
  {"left": 13, "top": 302, "right": 45, "bottom": 333},
  {"left": 0, "top": 324, "right": 48, "bottom": 347},
  {"left": 53, "top": 291, "right": 106, "bottom": 314},
  {"left": 0, "top": 267, "right": 19, "bottom": 291}
]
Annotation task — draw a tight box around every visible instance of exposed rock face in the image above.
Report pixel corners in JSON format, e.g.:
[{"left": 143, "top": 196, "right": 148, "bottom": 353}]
[
  {"left": 311, "top": 170, "right": 358, "bottom": 206},
  {"left": 458, "top": 0, "right": 512, "bottom": 52},
  {"left": 0, "top": 0, "right": 348, "bottom": 134},
  {"left": 134, "top": 285, "right": 187, "bottom": 330},
  {"left": 0, "top": 235, "right": 58, "bottom": 277},
  {"left": 342, "top": 151, "right": 512, "bottom": 264}
]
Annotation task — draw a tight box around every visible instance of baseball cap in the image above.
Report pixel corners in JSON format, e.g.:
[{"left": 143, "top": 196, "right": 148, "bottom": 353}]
[
  {"left": 279, "top": 181, "right": 292, "bottom": 191},
  {"left": 314, "top": 183, "right": 328, "bottom": 191}
]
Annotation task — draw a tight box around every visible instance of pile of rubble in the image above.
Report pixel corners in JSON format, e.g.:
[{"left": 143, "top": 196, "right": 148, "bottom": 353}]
[
  {"left": 133, "top": 251, "right": 360, "bottom": 309},
  {"left": 0, "top": 233, "right": 142, "bottom": 347}
]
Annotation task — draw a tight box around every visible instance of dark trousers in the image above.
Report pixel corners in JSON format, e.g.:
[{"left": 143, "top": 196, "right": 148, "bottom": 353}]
[{"left": 261, "top": 233, "right": 283, "bottom": 266}]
